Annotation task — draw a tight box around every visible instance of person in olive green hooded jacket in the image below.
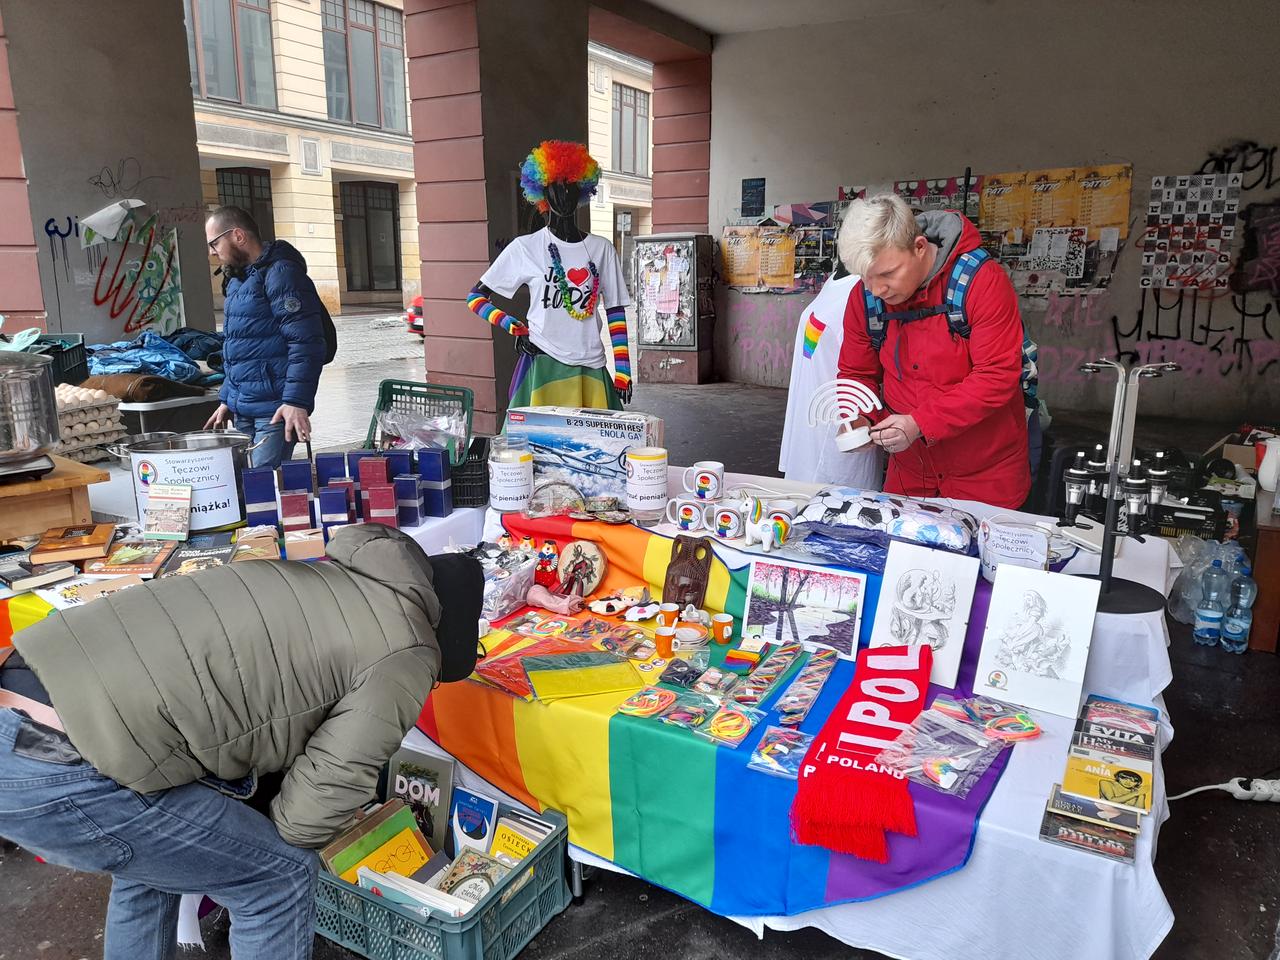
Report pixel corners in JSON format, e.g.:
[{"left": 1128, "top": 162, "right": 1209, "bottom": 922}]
[{"left": 0, "top": 524, "right": 482, "bottom": 960}]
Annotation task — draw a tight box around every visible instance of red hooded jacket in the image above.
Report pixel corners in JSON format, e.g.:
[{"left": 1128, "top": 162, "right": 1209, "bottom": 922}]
[{"left": 837, "top": 212, "right": 1030, "bottom": 508}]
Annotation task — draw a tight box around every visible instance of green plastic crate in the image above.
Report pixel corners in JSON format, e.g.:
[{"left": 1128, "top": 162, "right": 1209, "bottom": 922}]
[
  {"left": 365, "top": 380, "right": 474, "bottom": 467},
  {"left": 315, "top": 805, "right": 570, "bottom": 960}
]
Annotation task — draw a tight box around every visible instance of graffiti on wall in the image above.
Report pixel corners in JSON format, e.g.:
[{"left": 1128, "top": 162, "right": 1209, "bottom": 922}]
[
  {"left": 87, "top": 157, "right": 168, "bottom": 200},
  {"left": 42, "top": 207, "right": 185, "bottom": 336}
]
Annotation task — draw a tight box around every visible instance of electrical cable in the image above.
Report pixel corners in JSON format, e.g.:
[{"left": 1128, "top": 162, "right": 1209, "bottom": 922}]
[{"left": 1168, "top": 777, "right": 1280, "bottom": 802}]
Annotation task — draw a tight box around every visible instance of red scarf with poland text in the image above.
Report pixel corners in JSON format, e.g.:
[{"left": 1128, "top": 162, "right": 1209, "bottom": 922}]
[{"left": 790, "top": 644, "right": 931, "bottom": 863}]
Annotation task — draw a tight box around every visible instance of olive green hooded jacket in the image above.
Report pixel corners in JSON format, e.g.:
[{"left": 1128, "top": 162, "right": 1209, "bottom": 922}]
[{"left": 14, "top": 524, "right": 442, "bottom": 848}]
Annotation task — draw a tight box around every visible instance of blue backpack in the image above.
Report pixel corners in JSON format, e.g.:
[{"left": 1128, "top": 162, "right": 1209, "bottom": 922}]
[{"left": 862, "top": 248, "right": 1039, "bottom": 410}]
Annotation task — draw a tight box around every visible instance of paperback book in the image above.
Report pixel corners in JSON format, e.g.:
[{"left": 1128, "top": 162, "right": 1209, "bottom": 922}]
[
  {"left": 451, "top": 788, "right": 498, "bottom": 855},
  {"left": 160, "top": 542, "right": 238, "bottom": 578},
  {"left": 30, "top": 523, "right": 116, "bottom": 563},
  {"left": 432, "top": 849, "right": 509, "bottom": 905},
  {"left": 142, "top": 484, "right": 193, "bottom": 541},
  {"left": 84, "top": 541, "right": 177, "bottom": 579},
  {"left": 1061, "top": 746, "right": 1153, "bottom": 815},
  {"left": 35, "top": 575, "right": 143, "bottom": 610},
  {"left": 385, "top": 746, "right": 454, "bottom": 854},
  {"left": 1038, "top": 808, "right": 1136, "bottom": 863},
  {"left": 0, "top": 554, "right": 76, "bottom": 592},
  {"left": 1046, "top": 783, "right": 1141, "bottom": 834}
]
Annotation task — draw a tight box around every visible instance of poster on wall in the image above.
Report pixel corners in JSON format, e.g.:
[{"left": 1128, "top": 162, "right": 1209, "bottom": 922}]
[
  {"left": 894, "top": 174, "right": 983, "bottom": 220},
  {"left": 741, "top": 178, "right": 766, "bottom": 219},
  {"left": 978, "top": 163, "right": 1132, "bottom": 296},
  {"left": 1138, "top": 173, "right": 1241, "bottom": 290},
  {"left": 721, "top": 226, "right": 763, "bottom": 289},
  {"left": 758, "top": 229, "right": 797, "bottom": 288},
  {"left": 1232, "top": 201, "right": 1280, "bottom": 294}
]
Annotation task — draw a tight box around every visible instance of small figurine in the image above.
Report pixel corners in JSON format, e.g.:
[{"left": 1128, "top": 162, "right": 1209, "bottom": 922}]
[
  {"left": 679, "top": 605, "right": 712, "bottom": 627},
  {"left": 519, "top": 535, "right": 537, "bottom": 554},
  {"left": 534, "top": 539, "right": 561, "bottom": 589},
  {"left": 744, "top": 516, "right": 791, "bottom": 553},
  {"left": 496, "top": 531, "right": 515, "bottom": 551}
]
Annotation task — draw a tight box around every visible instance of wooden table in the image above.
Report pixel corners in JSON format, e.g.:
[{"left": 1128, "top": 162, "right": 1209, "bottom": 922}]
[
  {"left": 0, "top": 455, "right": 109, "bottom": 539},
  {"left": 1252, "top": 488, "right": 1280, "bottom": 653}
]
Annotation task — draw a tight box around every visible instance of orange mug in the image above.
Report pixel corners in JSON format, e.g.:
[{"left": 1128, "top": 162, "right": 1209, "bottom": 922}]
[
  {"left": 711, "top": 613, "right": 734, "bottom": 645},
  {"left": 657, "top": 603, "right": 680, "bottom": 628},
  {"left": 655, "top": 625, "right": 676, "bottom": 658}
]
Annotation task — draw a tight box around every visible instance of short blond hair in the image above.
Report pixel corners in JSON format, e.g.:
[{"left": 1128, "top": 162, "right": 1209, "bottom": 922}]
[{"left": 837, "top": 194, "right": 921, "bottom": 276}]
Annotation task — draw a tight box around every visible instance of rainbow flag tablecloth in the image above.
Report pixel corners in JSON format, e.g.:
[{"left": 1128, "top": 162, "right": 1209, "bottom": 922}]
[{"left": 421, "top": 515, "right": 1008, "bottom": 917}]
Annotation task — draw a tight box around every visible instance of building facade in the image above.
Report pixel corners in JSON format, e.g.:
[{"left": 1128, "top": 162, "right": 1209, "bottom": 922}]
[
  {"left": 183, "top": 0, "right": 419, "bottom": 315},
  {"left": 587, "top": 41, "right": 653, "bottom": 293}
]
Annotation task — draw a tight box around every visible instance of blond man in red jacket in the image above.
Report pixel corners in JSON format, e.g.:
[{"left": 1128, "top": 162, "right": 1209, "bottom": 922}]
[{"left": 837, "top": 194, "right": 1030, "bottom": 508}]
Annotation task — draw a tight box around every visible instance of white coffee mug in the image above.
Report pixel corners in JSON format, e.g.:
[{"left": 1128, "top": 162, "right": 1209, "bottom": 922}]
[
  {"left": 666, "top": 496, "right": 708, "bottom": 531},
  {"left": 626, "top": 446, "right": 668, "bottom": 506},
  {"left": 705, "top": 502, "right": 746, "bottom": 540},
  {"left": 767, "top": 499, "right": 799, "bottom": 523},
  {"left": 682, "top": 461, "right": 725, "bottom": 501}
]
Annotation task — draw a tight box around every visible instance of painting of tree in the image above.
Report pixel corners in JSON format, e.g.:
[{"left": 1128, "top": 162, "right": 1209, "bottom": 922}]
[{"left": 744, "top": 559, "right": 867, "bottom": 658}]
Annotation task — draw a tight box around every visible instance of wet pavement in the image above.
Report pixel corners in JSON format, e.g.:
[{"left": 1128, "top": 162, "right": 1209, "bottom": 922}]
[{"left": 2, "top": 321, "right": 1278, "bottom": 959}]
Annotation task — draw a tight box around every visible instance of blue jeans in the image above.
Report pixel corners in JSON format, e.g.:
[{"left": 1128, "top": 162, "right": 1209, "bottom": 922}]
[
  {"left": 234, "top": 414, "right": 297, "bottom": 470},
  {"left": 0, "top": 708, "right": 318, "bottom": 960}
]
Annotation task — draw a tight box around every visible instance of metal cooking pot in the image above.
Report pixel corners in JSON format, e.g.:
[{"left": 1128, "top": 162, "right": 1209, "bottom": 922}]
[
  {"left": 106, "top": 432, "right": 180, "bottom": 468},
  {"left": 125, "top": 429, "right": 270, "bottom": 532},
  {"left": 0, "top": 351, "right": 59, "bottom": 465}
]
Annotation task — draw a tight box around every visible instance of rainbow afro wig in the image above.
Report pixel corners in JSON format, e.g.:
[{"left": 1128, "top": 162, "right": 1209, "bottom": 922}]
[{"left": 520, "top": 140, "right": 601, "bottom": 213}]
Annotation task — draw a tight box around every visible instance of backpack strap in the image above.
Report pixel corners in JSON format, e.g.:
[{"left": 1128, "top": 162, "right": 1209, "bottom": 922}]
[
  {"left": 862, "top": 284, "right": 888, "bottom": 352},
  {"left": 942, "top": 248, "right": 992, "bottom": 339}
]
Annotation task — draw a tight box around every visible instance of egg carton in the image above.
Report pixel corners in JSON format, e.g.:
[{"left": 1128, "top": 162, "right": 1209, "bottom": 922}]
[
  {"left": 59, "top": 421, "right": 124, "bottom": 442},
  {"left": 61, "top": 445, "right": 115, "bottom": 464},
  {"left": 56, "top": 400, "right": 121, "bottom": 418},
  {"left": 55, "top": 429, "right": 126, "bottom": 453},
  {"left": 58, "top": 412, "right": 124, "bottom": 430}
]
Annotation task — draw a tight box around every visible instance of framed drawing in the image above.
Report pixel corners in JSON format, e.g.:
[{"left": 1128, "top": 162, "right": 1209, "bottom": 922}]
[
  {"left": 973, "top": 565, "right": 1101, "bottom": 717},
  {"left": 869, "top": 541, "right": 981, "bottom": 688},
  {"left": 744, "top": 558, "right": 867, "bottom": 659}
]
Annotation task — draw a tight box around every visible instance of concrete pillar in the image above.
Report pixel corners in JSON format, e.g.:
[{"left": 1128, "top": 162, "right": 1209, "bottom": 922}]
[
  {"left": 0, "top": 8, "right": 46, "bottom": 331},
  {"left": 406, "top": 0, "right": 588, "bottom": 436}
]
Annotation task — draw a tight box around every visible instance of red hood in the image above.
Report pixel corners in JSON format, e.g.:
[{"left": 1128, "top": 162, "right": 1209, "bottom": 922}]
[{"left": 908, "top": 211, "right": 983, "bottom": 305}]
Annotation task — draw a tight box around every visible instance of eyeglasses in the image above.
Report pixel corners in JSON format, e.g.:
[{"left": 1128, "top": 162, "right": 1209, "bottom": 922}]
[{"left": 208, "top": 228, "right": 234, "bottom": 251}]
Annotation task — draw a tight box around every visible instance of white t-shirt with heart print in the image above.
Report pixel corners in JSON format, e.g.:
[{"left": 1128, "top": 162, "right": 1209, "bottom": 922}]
[{"left": 480, "top": 227, "right": 631, "bottom": 368}]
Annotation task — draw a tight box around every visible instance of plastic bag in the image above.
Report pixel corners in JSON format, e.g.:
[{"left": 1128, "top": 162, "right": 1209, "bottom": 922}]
[
  {"left": 775, "top": 648, "right": 838, "bottom": 726},
  {"left": 696, "top": 704, "right": 766, "bottom": 747},
  {"left": 875, "top": 710, "right": 1006, "bottom": 797},
  {"left": 748, "top": 726, "right": 814, "bottom": 779},
  {"left": 376, "top": 408, "right": 467, "bottom": 453},
  {"left": 659, "top": 690, "right": 718, "bottom": 730},
  {"left": 732, "top": 641, "right": 803, "bottom": 709}
]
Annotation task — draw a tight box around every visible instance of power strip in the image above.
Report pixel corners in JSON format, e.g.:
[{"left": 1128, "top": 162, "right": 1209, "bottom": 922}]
[{"left": 1168, "top": 777, "right": 1280, "bottom": 802}]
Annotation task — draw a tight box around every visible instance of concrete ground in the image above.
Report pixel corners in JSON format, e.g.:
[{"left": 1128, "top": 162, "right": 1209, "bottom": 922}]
[{"left": 2, "top": 315, "right": 1278, "bottom": 959}]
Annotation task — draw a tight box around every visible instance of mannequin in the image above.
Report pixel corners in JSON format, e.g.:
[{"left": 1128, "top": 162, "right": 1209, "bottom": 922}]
[{"left": 468, "top": 141, "right": 632, "bottom": 410}]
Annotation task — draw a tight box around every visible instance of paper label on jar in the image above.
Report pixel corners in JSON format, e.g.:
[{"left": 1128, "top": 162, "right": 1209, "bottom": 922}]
[
  {"left": 626, "top": 453, "right": 668, "bottom": 510},
  {"left": 489, "top": 454, "right": 533, "bottom": 511}
]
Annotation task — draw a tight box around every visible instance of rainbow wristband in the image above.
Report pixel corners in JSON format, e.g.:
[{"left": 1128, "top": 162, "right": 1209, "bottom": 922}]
[{"left": 468, "top": 285, "right": 526, "bottom": 335}]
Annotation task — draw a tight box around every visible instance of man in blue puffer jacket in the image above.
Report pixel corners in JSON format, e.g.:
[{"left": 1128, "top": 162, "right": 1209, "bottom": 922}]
[{"left": 204, "top": 206, "right": 326, "bottom": 468}]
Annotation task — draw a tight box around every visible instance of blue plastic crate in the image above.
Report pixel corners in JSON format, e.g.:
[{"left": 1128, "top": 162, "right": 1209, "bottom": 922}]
[{"left": 315, "top": 806, "right": 570, "bottom": 960}]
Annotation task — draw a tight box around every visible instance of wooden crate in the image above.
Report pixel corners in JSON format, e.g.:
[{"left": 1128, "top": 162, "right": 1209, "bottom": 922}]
[{"left": 0, "top": 456, "right": 109, "bottom": 539}]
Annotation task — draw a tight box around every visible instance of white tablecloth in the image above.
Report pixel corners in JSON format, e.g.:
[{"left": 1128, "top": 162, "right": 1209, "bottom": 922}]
[{"left": 459, "top": 474, "right": 1177, "bottom": 960}]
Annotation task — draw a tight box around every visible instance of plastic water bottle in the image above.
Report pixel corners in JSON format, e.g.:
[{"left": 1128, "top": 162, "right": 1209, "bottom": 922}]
[
  {"left": 1221, "top": 567, "right": 1258, "bottom": 654},
  {"left": 1193, "top": 559, "right": 1230, "bottom": 646}
]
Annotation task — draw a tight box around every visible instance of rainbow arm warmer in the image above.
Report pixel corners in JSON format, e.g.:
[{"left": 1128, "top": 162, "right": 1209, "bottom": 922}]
[
  {"left": 467, "top": 283, "right": 528, "bottom": 336},
  {"left": 607, "top": 305, "right": 631, "bottom": 390}
]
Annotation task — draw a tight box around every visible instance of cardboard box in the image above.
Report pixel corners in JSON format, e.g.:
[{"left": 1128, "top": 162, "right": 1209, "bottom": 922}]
[
  {"left": 319, "top": 487, "right": 351, "bottom": 539},
  {"left": 280, "top": 492, "right": 312, "bottom": 533},
  {"left": 505, "top": 406, "right": 664, "bottom": 500},
  {"left": 315, "top": 453, "right": 347, "bottom": 488},
  {"left": 284, "top": 528, "right": 326, "bottom": 561},
  {"left": 385, "top": 450, "right": 414, "bottom": 480},
  {"left": 365, "top": 484, "right": 398, "bottom": 528},
  {"left": 1222, "top": 443, "right": 1257, "bottom": 470},
  {"left": 417, "top": 448, "right": 453, "bottom": 518},
  {"left": 394, "top": 475, "right": 424, "bottom": 527}
]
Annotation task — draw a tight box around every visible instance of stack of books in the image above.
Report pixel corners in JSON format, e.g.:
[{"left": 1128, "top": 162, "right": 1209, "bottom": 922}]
[
  {"left": 323, "top": 743, "right": 554, "bottom": 917},
  {"left": 1038, "top": 695, "right": 1159, "bottom": 864}
]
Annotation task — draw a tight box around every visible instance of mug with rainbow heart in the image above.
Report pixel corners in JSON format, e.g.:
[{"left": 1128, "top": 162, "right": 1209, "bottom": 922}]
[
  {"left": 706, "top": 502, "right": 746, "bottom": 540},
  {"left": 666, "top": 496, "right": 708, "bottom": 531},
  {"left": 682, "top": 461, "right": 724, "bottom": 501}
]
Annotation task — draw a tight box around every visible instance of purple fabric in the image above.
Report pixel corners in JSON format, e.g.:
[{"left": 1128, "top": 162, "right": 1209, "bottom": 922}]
[{"left": 824, "top": 579, "right": 1013, "bottom": 901}]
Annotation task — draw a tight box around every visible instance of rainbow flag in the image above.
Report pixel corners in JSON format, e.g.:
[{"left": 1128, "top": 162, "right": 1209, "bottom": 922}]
[
  {"left": 421, "top": 516, "right": 1007, "bottom": 917},
  {"left": 801, "top": 313, "right": 827, "bottom": 358}
]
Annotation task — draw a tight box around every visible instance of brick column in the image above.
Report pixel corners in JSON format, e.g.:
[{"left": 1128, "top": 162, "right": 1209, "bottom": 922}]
[
  {"left": 0, "top": 9, "right": 45, "bottom": 331},
  {"left": 642, "top": 53, "right": 711, "bottom": 382},
  {"left": 651, "top": 54, "right": 710, "bottom": 233},
  {"left": 406, "top": 0, "right": 588, "bottom": 435}
]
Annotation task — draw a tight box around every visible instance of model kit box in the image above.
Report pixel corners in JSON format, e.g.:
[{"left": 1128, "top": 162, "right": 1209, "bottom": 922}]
[{"left": 505, "top": 407, "right": 664, "bottom": 500}]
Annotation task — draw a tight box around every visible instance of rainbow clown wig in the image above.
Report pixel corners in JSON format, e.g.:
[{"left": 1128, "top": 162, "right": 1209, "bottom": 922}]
[{"left": 520, "top": 140, "right": 601, "bottom": 213}]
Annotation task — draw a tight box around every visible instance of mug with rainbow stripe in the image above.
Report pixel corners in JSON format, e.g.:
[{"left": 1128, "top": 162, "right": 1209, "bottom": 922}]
[{"left": 681, "top": 460, "right": 724, "bottom": 501}]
